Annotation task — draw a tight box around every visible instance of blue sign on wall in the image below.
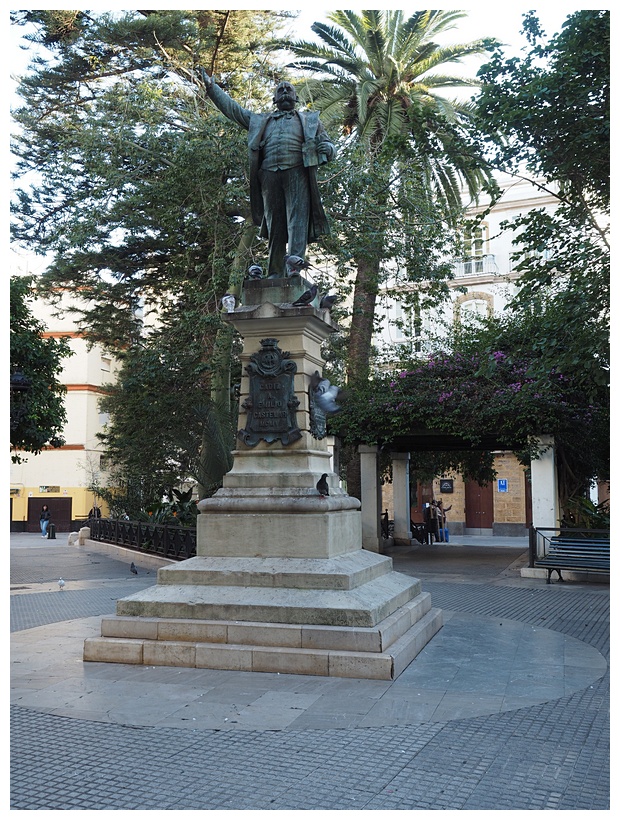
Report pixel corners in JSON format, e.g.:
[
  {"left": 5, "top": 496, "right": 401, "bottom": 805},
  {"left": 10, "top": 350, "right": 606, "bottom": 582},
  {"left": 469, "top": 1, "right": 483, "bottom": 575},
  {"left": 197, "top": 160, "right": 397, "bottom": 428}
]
[{"left": 497, "top": 479, "right": 508, "bottom": 493}]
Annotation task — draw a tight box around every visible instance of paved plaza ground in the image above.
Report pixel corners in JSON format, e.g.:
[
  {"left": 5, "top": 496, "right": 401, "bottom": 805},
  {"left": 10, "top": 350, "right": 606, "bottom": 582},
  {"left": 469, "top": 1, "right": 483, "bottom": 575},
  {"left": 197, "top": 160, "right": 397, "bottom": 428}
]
[{"left": 9, "top": 531, "right": 610, "bottom": 811}]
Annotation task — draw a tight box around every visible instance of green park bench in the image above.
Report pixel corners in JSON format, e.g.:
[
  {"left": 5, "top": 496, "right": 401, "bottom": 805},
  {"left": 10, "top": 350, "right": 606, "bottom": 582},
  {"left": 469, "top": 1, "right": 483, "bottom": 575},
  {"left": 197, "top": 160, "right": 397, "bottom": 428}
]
[{"left": 534, "top": 535, "right": 610, "bottom": 584}]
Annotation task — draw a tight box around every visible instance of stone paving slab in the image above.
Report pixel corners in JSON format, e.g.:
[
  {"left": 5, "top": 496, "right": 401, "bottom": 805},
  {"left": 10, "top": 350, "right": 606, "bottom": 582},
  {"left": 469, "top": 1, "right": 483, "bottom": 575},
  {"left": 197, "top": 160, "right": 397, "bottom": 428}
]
[
  {"left": 10, "top": 605, "right": 607, "bottom": 729},
  {"left": 9, "top": 532, "right": 610, "bottom": 810}
]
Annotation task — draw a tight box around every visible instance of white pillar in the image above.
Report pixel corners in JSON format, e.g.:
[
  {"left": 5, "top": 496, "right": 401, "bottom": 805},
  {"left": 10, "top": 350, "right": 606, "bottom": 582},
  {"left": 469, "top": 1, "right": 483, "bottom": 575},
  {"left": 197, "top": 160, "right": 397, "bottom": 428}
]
[
  {"left": 359, "top": 445, "right": 381, "bottom": 552},
  {"left": 391, "top": 451, "right": 412, "bottom": 544},
  {"left": 530, "top": 435, "right": 560, "bottom": 530}
]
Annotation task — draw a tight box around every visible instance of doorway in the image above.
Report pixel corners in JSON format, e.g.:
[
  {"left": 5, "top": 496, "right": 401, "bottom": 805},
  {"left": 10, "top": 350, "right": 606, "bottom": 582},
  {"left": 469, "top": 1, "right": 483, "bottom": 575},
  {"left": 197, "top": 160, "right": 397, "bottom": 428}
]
[
  {"left": 410, "top": 480, "right": 434, "bottom": 524},
  {"left": 465, "top": 480, "right": 494, "bottom": 535},
  {"left": 27, "top": 497, "right": 73, "bottom": 533}
]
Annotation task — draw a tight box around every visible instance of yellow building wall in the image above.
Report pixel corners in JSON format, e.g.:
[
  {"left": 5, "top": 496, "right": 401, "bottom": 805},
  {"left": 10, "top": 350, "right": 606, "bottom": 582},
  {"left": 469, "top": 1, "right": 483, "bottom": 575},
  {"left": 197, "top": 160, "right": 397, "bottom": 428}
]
[
  {"left": 492, "top": 452, "right": 528, "bottom": 524},
  {"left": 380, "top": 453, "right": 528, "bottom": 537},
  {"left": 10, "top": 286, "right": 118, "bottom": 529},
  {"left": 10, "top": 486, "right": 110, "bottom": 526},
  {"left": 433, "top": 473, "right": 466, "bottom": 532}
]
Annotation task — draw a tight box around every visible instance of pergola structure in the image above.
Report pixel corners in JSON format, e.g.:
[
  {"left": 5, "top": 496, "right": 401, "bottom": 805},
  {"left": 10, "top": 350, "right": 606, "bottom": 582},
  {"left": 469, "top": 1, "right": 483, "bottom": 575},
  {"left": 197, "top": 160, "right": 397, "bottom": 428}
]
[{"left": 357, "top": 432, "right": 560, "bottom": 551}]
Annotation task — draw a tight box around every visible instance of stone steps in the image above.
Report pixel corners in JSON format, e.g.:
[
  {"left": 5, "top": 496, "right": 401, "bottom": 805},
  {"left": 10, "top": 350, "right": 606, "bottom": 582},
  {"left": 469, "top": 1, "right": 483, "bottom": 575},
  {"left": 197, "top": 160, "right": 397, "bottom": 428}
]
[
  {"left": 84, "top": 604, "right": 443, "bottom": 680},
  {"left": 115, "top": 572, "right": 421, "bottom": 628},
  {"left": 101, "top": 590, "right": 432, "bottom": 650},
  {"left": 156, "top": 552, "right": 393, "bottom": 590}
]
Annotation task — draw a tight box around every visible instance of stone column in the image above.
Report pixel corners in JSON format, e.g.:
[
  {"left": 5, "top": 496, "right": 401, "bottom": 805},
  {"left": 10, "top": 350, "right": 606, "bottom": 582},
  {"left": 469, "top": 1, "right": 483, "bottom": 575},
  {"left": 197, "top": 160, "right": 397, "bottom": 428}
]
[
  {"left": 530, "top": 435, "right": 559, "bottom": 530},
  {"left": 391, "top": 451, "right": 412, "bottom": 544},
  {"left": 359, "top": 444, "right": 381, "bottom": 552},
  {"left": 197, "top": 286, "right": 361, "bottom": 559}
]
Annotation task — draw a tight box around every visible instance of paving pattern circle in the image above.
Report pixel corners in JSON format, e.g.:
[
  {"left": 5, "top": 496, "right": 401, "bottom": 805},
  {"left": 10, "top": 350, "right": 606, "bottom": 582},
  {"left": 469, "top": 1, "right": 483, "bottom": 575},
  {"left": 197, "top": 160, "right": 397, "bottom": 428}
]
[{"left": 10, "top": 609, "right": 607, "bottom": 731}]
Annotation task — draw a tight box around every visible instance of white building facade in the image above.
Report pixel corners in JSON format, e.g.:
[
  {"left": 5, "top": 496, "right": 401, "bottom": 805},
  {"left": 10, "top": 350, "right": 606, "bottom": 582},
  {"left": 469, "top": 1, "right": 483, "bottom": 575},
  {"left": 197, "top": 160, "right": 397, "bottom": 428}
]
[{"left": 374, "top": 173, "right": 560, "bottom": 539}]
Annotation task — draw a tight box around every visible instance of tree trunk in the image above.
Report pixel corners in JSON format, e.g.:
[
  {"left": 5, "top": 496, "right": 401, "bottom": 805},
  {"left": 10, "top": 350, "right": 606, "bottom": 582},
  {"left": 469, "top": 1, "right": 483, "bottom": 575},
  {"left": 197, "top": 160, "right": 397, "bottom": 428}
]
[{"left": 345, "top": 253, "right": 381, "bottom": 500}]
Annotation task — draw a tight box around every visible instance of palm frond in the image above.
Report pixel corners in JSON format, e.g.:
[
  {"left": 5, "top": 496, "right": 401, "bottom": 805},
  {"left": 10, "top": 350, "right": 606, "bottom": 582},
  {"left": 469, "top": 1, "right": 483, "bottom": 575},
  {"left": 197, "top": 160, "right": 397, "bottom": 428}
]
[
  {"left": 307, "top": 23, "right": 359, "bottom": 60},
  {"left": 417, "top": 73, "right": 482, "bottom": 89}
]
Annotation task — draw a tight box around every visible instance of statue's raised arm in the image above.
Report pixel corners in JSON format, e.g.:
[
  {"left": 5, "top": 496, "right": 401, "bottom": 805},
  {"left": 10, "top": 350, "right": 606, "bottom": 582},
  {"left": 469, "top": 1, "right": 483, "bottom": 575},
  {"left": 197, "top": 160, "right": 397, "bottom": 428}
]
[
  {"left": 200, "top": 70, "right": 335, "bottom": 278},
  {"left": 201, "top": 67, "right": 252, "bottom": 130}
]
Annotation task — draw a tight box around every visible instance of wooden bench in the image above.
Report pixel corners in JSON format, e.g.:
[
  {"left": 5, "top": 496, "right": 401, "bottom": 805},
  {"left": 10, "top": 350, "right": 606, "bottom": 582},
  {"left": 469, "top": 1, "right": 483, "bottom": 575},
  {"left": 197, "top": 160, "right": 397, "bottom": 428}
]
[{"left": 534, "top": 536, "right": 610, "bottom": 583}]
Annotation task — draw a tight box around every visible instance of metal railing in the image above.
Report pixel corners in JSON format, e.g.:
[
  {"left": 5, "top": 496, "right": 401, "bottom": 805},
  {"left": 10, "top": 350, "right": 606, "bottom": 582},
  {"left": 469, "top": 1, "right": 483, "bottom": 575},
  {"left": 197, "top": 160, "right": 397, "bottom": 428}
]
[
  {"left": 528, "top": 526, "right": 610, "bottom": 567},
  {"left": 87, "top": 518, "right": 197, "bottom": 561},
  {"left": 453, "top": 254, "right": 499, "bottom": 278}
]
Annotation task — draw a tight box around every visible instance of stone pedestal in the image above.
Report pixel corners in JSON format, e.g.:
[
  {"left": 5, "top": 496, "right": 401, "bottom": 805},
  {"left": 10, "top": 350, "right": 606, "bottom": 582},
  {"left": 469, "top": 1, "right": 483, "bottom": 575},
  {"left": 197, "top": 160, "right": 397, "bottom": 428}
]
[{"left": 84, "top": 277, "right": 442, "bottom": 680}]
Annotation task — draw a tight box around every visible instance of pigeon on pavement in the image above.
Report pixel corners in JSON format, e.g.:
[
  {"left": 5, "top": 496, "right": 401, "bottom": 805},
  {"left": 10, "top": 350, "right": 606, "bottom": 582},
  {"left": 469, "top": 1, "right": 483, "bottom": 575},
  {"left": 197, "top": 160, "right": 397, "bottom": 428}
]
[
  {"left": 292, "top": 284, "right": 318, "bottom": 307},
  {"left": 316, "top": 474, "right": 330, "bottom": 497},
  {"left": 130, "top": 562, "right": 138, "bottom": 575},
  {"left": 58, "top": 578, "right": 65, "bottom": 591}
]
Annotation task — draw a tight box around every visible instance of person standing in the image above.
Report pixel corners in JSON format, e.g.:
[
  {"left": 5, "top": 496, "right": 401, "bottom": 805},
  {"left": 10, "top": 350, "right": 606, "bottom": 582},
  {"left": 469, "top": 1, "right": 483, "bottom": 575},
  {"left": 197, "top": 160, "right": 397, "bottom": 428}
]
[
  {"left": 39, "top": 504, "right": 51, "bottom": 538},
  {"left": 436, "top": 499, "right": 452, "bottom": 542},
  {"left": 201, "top": 70, "right": 336, "bottom": 277},
  {"left": 426, "top": 501, "right": 441, "bottom": 544}
]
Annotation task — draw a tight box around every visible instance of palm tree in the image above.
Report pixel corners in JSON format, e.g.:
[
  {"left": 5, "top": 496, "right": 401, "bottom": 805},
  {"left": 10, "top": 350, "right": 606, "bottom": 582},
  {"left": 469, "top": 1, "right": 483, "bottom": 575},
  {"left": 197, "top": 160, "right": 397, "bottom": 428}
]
[
  {"left": 284, "top": 10, "right": 497, "bottom": 496},
  {"left": 286, "top": 9, "right": 496, "bottom": 384}
]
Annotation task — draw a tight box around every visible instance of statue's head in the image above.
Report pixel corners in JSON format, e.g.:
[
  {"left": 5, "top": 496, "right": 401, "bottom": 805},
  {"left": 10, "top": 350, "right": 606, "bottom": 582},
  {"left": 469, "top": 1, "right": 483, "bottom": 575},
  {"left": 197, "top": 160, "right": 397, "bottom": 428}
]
[{"left": 273, "top": 81, "right": 297, "bottom": 111}]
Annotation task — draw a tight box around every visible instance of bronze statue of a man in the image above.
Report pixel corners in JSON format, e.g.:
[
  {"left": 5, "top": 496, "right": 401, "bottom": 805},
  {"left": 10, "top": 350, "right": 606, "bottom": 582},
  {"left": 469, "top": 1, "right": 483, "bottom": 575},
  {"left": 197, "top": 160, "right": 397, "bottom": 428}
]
[{"left": 201, "top": 70, "right": 336, "bottom": 277}]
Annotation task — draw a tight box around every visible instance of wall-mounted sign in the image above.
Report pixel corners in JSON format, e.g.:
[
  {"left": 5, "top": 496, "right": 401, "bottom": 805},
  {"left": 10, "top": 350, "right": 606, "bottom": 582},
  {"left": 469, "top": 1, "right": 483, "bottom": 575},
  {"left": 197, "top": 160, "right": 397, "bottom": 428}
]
[
  {"left": 497, "top": 479, "right": 508, "bottom": 493},
  {"left": 39, "top": 486, "right": 60, "bottom": 493},
  {"left": 439, "top": 478, "right": 454, "bottom": 493}
]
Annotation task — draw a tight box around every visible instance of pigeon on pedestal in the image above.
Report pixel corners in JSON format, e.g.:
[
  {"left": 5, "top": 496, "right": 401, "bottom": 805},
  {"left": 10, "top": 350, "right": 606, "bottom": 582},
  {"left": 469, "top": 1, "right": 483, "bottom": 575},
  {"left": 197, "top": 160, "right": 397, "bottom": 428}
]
[
  {"left": 310, "top": 371, "right": 345, "bottom": 415},
  {"left": 247, "top": 264, "right": 263, "bottom": 280},
  {"left": 284, "top": 255, "right": 314, "bottom": 275},
  {"left": 292, "top": 284, "right": 318, "bottom": 307},
  {"left": 220, "top": 293, "right": 237, "bottom": 313},
  {"left": 316, "top": 474, "right": 330, "bottom": 497},
  {"left": 319, "top": 293, "right": 338, "bottom": 310}
]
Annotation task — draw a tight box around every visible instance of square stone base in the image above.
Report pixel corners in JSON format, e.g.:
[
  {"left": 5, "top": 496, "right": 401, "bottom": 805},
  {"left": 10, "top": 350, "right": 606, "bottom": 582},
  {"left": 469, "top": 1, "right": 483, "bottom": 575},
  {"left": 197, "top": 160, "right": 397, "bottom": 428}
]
[{"left": 84, "top": 602, "right": 443, "bottom": 680}]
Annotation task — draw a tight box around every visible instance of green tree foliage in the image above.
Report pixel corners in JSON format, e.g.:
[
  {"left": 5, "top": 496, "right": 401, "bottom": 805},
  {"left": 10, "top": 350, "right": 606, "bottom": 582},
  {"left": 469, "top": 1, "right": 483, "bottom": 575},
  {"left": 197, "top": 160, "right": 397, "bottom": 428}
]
[
  {"left": 11, "top": 10, "right": 285, "bottom": 344},
  {"left": 10, "top": 275, "right": 72, "bottom": 461},
  {"left": 476, "top": 10, "right": 609, "bottom": 216},
  {"left": 285, "top": 9, "right": 497, "bottom": 386},
  {"left": 474, "top": 10, "right": 609, "bottom": 365},
  {"left": 472, "top": 10, "right": 609, "bottom": 501},
  {"left": 331, "top": 342, "right": 607, "bottom": 507},
  {"left": 11, "top": 9, "right": 288, "bottom": 500},
  {"left": 281, "top": 9, "right": 497, "bottom": 497},
  {"left": 95, "top": 279, "right": 241, "bottom": 504},
  {"left": 316, "top": 140, "right": 464, "bottom": 381}
]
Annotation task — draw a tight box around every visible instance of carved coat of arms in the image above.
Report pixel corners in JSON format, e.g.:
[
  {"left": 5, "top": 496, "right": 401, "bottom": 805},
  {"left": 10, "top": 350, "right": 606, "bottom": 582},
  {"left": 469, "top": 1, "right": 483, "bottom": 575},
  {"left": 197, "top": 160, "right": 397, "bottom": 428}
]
[{"left": 238, "top": 338, "right": 302, "bottom": 446}]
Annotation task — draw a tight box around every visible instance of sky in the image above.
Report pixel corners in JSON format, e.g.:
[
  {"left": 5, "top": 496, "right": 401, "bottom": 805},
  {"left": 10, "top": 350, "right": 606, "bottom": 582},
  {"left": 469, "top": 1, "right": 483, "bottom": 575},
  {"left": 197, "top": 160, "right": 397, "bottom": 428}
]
[
  {"left": 288, "top": 3, "right": 581, "bottom": 52},
  {"left": 7, "top": 2, "right": 609, "bottom": 275},
  {"left": 8, "top": 3, "right": 607, "bottom": 81}
]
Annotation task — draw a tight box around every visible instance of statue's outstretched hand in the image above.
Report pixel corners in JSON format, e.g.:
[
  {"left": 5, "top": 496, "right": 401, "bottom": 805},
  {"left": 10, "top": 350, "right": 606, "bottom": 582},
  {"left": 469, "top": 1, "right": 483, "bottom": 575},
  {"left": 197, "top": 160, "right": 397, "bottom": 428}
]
[{"left": 199, "top": 67, "right": 213, "bottom": 88}]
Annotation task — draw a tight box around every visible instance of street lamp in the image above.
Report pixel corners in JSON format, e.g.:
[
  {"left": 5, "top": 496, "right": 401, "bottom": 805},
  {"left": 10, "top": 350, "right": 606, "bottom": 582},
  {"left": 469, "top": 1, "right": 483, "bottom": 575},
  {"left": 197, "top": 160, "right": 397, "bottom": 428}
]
[{"left": 10, "top": 371, "right": 31, "bottom": 432}]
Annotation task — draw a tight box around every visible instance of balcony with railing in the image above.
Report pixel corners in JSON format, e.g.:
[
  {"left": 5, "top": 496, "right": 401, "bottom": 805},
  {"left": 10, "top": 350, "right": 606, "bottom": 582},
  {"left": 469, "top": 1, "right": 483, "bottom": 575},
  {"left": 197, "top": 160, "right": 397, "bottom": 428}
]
[{"left": 453, "top": 254, "right": 499, "bottom": 278}]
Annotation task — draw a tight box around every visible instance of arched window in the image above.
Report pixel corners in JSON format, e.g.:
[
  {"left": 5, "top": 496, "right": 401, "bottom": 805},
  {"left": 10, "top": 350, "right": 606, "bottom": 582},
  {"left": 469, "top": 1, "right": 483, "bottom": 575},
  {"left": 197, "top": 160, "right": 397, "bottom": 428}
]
[
  {"left": 460, "top": 298, "right": 489, "bottom": 319},
  {"left": 454, "top": 291, "right": 493, "bottom": 323}
]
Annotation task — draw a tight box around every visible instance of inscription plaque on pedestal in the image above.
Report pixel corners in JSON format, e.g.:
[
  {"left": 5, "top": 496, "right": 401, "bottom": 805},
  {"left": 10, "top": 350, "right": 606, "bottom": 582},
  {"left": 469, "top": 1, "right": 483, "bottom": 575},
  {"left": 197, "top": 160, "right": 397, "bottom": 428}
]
[{"left": 238, "top": 338, "right": 302, "bottom": 446}]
